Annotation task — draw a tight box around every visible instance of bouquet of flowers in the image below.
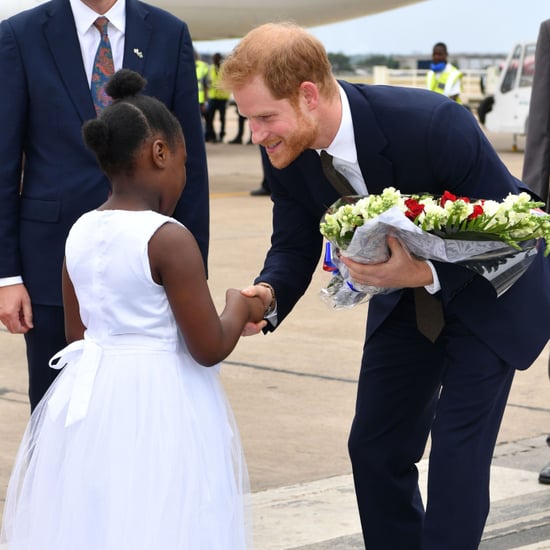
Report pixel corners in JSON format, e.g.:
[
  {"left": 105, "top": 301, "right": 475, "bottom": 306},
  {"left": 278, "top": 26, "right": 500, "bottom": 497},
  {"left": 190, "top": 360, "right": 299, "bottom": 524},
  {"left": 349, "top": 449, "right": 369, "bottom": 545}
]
[{"left": 319, "top": 187, "right": 550, "bottom": 308}]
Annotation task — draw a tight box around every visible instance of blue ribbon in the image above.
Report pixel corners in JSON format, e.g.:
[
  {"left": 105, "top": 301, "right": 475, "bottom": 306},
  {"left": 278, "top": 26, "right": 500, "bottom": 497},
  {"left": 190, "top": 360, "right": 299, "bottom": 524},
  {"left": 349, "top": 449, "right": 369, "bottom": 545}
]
[{"left": 322, "top": 241, "right": 360, "bottom": 292}]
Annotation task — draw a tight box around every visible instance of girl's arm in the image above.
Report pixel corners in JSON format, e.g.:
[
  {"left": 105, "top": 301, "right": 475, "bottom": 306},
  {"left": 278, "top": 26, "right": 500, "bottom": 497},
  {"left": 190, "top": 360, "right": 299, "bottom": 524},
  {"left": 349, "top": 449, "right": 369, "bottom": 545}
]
[{"left": 149, "top": 223, "right": 265, "bottom": 366}]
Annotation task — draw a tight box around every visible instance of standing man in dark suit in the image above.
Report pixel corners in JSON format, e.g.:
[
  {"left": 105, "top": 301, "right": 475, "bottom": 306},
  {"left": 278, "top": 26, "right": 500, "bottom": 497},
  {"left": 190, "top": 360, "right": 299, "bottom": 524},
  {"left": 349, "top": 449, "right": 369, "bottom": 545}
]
[
  {"left": 221, "top": 22, "right": 550, "bottom": 550},
  {"left": 522, "top": 17, "right": 550, "bottom": 485},
  {"left": 0, "top": 0, "right": 209, "bottom": 411}
]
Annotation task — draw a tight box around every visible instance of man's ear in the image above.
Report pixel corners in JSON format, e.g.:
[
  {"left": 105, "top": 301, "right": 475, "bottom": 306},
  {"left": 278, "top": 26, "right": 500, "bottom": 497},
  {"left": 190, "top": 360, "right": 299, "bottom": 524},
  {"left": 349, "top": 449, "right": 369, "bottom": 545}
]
[
  {"left": 151, "top": 139, "right": 167, "bottom": 168},
  {"left": 300, "top": 81, "right": 320, "bottom": 111}
]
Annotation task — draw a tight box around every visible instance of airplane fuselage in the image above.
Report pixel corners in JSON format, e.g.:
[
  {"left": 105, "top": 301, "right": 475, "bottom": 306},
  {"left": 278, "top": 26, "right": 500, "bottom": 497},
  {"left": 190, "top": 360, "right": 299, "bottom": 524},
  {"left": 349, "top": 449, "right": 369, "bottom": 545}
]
[{"left": 0, "top": 0, "right": 425, "bottom": 40}]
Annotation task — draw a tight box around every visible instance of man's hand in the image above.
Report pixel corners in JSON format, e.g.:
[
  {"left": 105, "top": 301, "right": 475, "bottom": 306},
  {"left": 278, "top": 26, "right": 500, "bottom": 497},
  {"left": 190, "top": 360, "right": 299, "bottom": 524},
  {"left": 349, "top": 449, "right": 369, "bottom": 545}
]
[
  {"left": 0, "top": 284, "right": 33, "bottom": 334},
  {"left": 240, "top": 283, "right": 273, "bottom": 336},
  {"left": 339, "top": 235, "right": 433, "bottom": 289}
]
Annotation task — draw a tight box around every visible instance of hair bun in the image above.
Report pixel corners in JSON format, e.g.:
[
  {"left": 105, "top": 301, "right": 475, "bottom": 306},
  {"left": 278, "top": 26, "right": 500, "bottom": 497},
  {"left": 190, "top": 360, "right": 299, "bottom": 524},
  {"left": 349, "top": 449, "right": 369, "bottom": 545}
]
[{"left": 105, "top": 69, "right": 147, "bottom": 100}]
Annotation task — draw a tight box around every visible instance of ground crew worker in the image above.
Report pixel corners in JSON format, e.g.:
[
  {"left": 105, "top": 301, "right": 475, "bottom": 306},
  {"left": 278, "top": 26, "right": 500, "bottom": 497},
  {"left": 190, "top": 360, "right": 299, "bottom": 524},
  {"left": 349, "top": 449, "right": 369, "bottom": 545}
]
[
  {"left": 204, "top": 52, "right": 231, "bottom": 142},
  {"left": 426, "top": 42, "right": 463, "bottom": 103}
]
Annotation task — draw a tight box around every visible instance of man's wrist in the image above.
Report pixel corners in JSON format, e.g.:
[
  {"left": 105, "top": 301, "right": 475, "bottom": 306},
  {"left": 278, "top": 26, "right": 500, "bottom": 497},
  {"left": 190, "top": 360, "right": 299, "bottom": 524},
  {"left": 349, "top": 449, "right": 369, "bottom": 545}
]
[{"left": 257, "top": 282, "right": 276, "bottom": 315}]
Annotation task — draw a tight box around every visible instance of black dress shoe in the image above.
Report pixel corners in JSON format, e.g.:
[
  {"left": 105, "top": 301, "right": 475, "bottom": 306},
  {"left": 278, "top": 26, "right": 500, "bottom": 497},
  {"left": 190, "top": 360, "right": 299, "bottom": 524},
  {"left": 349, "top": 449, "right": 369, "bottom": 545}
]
[
  {"left": 250, "top": 187, "right": 270, "bottom": 196},
  {"left": 539, "top": 462, "right": 550, "bottom": 484}
]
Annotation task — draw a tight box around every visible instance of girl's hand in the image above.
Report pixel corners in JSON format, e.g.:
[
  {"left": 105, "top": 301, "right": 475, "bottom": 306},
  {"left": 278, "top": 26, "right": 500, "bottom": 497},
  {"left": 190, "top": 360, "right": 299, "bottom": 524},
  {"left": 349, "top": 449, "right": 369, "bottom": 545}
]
[{"left": 242, "top": 319, "right": 267, "bottom": 336}]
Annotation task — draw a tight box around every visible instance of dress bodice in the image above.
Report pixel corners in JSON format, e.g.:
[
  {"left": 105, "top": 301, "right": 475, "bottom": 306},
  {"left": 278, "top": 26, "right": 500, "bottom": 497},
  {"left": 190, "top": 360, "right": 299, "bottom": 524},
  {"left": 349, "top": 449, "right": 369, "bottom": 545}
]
[{"left": 65, "top": 210, "right": 180, "bottom": 346}]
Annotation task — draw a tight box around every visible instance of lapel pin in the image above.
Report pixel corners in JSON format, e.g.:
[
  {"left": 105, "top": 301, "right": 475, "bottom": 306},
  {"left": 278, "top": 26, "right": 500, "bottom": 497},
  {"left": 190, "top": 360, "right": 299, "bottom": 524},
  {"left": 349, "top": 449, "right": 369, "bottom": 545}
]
[{"left": 133, "top": 48, "right": 143, "bottom": 59}]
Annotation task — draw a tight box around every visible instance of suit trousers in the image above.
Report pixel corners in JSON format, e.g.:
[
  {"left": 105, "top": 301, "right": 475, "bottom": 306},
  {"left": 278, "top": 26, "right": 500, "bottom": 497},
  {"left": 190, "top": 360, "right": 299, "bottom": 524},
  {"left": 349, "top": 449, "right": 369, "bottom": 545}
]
[
  {"left": 24, "top": 305, "right": 66, "bottom": 411},
  {"left": 348, "top": 291, "right": 515, "bottom": 550}
]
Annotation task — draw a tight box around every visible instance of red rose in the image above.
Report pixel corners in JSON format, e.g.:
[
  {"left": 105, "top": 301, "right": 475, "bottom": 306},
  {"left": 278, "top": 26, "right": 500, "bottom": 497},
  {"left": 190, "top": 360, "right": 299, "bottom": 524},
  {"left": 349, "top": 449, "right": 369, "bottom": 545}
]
[
  {"left": 440, "top": 190, "right": 457, "bottom": 206},
  {"left": 405, "top": 198, "right": 425, "bottom": 220},
  {"left": 468, "top": 204, "right": 484, "bottom": 219}
]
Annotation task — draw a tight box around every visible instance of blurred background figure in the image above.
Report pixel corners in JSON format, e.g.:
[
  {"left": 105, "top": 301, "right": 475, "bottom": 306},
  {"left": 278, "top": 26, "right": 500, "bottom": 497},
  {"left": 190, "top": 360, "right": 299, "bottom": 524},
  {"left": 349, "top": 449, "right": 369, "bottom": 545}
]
[
  {"left": 225, "top": 99, "right": 268, "bottom": 196},
  {"left": 521, "top": 17, "right": 550, "bottom": 486},
  {"left": 204, "top": 53, "right": 230, "bottom": 142},
  {"left": 426, "top": 42, "right": 463, "bottom": 103},
  {"left": 229, "top": 109, "right": 253, "bottom": 144},
  {"left": 195, "top": 49, "right": 209, "bottom": 132},
  {"left": 249, "top": 147, "right": 271, "bottom": 196}
]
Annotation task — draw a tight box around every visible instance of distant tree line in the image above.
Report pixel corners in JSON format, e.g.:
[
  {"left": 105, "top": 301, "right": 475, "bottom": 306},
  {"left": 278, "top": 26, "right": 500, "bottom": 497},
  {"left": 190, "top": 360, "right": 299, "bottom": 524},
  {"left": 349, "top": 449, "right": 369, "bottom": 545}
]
[{"left": 328, "top": 52, "right": 399, "bottom": 73}]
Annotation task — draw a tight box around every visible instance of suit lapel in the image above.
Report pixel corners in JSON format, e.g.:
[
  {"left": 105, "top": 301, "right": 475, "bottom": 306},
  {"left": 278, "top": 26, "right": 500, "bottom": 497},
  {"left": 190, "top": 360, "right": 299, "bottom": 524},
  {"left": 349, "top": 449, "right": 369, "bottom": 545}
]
[
  {"left": 44, "top": 0, "right": 96, "bottom": 122},
  {"left": 123, "top": 0, "right": 150, "bottom": 75},
  {"left": 339, "top": 81, "right": 394, "bottom": 194}
]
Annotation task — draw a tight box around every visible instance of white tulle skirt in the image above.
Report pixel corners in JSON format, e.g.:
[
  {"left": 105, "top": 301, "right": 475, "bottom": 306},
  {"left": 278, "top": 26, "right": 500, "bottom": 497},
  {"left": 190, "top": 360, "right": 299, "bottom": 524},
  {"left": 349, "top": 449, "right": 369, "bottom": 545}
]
[{"left": 0, "top": 344, "right": 252, "bottom": 549}]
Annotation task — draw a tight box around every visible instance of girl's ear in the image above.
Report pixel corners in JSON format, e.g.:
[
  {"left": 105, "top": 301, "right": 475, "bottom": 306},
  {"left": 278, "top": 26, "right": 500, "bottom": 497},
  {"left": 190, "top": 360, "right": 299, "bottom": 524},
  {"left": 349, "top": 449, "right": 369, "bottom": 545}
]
[{"left": 151, "top": 139, "right": 167, "bottom": 168}]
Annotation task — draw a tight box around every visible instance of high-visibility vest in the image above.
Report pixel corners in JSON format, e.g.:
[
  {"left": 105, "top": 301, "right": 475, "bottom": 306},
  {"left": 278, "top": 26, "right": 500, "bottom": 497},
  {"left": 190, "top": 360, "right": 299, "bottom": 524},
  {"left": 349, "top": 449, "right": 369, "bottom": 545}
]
[
  {"left": 207, "top": 64, "right": 231, "bottom": 100},
  {"left": 426, "top": 63, "right": 463, "bottom": 103},
  {"left": 195, "top": 59, "right": 208, "bottom": 104}
]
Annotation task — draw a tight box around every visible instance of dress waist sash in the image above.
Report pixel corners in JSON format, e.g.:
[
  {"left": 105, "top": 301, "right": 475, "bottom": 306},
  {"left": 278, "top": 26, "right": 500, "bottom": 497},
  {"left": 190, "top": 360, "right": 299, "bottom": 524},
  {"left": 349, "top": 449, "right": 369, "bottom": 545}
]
[{"left": 47, "top": 334, "right": 178, "bottom": 427}]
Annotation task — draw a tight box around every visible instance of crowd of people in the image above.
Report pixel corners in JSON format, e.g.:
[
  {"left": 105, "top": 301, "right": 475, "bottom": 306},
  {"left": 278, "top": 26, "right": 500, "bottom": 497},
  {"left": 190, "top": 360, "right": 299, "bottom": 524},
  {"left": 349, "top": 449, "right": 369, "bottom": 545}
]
[{"left": 0, "top": 2, "right": 549, "bottom": 548}]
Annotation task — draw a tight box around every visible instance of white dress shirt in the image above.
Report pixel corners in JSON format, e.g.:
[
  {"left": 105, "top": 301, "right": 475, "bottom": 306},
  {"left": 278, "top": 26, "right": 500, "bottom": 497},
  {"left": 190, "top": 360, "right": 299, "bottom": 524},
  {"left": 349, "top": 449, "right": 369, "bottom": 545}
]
[{"left": 317, "top": 85, "right": 368, "bottom": 196}]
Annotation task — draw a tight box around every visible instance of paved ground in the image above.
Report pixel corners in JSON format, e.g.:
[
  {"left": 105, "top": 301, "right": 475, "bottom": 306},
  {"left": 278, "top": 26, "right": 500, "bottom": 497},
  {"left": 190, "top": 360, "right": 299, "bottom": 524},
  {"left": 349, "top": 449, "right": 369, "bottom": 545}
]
[{"left": 1, "top": 113, "right": 549, "bottom": 549}]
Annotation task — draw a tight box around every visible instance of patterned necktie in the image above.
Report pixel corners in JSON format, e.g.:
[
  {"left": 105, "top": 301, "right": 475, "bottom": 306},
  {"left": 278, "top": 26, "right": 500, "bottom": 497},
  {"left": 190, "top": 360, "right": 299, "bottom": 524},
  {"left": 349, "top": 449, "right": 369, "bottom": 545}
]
[{"left": 91, "top": 17, "right": 115, "bottom": 115}]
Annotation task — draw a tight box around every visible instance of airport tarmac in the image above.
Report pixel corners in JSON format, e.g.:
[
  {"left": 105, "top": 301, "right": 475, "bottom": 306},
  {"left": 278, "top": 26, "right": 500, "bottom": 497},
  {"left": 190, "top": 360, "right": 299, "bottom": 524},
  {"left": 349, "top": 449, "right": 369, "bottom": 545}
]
[{"left": 1, "top": 112, "right": 549, "bottom": 549}]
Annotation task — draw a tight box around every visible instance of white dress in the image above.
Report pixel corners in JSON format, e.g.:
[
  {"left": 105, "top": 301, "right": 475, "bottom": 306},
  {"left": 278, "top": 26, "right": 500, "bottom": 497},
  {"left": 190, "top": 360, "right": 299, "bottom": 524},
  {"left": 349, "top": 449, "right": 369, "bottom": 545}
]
[{"left": 0, "top": 210, "right": 252, "bottom": 550}]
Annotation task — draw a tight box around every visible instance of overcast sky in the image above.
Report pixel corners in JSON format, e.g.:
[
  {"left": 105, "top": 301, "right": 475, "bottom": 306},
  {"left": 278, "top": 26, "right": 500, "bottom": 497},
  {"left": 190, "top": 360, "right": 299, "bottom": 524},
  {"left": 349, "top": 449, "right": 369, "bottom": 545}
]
[{"left": 194, "top": 0, "right": 548, "bottom": 56}]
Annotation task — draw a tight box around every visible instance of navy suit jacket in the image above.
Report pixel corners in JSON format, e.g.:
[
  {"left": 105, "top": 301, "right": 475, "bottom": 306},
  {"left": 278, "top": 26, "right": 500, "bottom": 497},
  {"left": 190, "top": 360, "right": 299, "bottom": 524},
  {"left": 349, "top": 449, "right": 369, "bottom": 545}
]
[
  {"left": 258, "top": 81, "right": 550, "bottom": 370},
  {"left": 0, "top": 0, "right": 209, "bottom": 306}
]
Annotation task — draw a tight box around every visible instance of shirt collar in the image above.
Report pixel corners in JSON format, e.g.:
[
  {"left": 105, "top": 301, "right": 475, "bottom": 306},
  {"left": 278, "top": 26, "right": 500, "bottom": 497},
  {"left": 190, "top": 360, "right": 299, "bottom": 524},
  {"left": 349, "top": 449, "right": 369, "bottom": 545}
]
[
  {"left": 317, "top": 83, "right": 357, "bottom": 165},
  {"left": 70, "top": 0, "right": 126, "bottom": 36}
]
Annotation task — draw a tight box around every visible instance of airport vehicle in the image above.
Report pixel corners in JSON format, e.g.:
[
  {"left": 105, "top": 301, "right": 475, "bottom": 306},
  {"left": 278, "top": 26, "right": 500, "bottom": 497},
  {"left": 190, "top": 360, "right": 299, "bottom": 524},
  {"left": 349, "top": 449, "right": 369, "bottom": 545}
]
[
  {"left": 479, "top": 42, "right": 536, "bottom": 150},
  {"left": 1, "top": 0, "right": 425, "bottom": 40}
]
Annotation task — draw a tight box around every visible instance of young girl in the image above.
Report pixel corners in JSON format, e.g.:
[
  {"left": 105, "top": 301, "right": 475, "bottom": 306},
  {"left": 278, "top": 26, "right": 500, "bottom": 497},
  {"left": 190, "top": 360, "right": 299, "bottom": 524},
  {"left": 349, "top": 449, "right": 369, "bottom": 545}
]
[{"left": 0, "top": 69, "right": 266, "bottom": 549}]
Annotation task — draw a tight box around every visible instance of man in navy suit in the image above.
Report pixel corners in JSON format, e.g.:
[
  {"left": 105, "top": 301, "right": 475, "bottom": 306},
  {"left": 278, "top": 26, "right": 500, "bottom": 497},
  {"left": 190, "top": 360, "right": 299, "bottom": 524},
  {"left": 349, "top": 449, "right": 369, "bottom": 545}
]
[
  {"left": 0, "top": 0, "right": 209, "bottom": 410},
  {"left": 221, "top": 22, "right": 550, "bottom": 549}
]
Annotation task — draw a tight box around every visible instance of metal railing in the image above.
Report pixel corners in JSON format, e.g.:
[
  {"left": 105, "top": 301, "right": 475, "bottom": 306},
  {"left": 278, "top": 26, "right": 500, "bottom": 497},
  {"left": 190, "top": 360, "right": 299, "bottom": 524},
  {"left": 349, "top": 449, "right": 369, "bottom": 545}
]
[{"left": 341, "top": 66, "right": 501, "bottom": 109}]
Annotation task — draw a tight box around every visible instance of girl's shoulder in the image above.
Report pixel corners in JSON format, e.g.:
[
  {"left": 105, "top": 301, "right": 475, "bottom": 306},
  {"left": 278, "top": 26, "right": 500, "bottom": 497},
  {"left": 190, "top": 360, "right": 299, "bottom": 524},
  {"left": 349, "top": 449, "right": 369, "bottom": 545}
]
[{"left": 69, "top": 210, "right": 186, "bottom": 246}]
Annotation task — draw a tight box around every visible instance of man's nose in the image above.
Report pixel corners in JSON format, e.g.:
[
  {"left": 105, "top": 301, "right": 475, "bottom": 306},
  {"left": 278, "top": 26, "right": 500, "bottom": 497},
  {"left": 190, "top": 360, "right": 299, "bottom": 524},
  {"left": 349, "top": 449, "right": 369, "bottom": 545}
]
[{"left": 248, "top": 121, "right": 266, "bottom": 145}]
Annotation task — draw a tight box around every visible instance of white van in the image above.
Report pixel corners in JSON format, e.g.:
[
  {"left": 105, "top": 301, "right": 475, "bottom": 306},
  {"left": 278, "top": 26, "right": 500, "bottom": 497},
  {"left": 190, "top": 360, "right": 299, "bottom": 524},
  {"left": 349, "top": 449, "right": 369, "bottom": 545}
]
[{"left": 478, "top": 42, "right": 535, "bottom": 150}]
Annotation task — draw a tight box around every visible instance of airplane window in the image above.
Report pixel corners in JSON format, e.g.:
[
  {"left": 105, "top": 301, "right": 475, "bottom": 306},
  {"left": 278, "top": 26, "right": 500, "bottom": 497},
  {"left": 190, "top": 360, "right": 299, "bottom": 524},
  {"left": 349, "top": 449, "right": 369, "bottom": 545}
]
[
  {"left": 500, "top": 45, "right": 521, "bottom": 94},
  {"left": 519, "top": 44, "right": 536, "bottom": 88}
]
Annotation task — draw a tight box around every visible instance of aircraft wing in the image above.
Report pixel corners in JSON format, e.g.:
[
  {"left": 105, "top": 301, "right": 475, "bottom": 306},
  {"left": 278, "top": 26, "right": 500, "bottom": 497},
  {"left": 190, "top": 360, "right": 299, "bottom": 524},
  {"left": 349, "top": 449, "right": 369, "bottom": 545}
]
[{"left": 1, "top": 0, "right": 426, "bottom": 40}]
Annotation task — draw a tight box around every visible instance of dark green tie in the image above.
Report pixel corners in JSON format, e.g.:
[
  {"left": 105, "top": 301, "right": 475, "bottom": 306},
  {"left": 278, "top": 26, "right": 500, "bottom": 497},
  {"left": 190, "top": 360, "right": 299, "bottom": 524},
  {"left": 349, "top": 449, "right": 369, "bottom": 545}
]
[
  {"left": 320, "top": 150, "right": 356, "bottom": 196},
  {"left": 413, "top": 287, "right": 445, "bottom": 343}
]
